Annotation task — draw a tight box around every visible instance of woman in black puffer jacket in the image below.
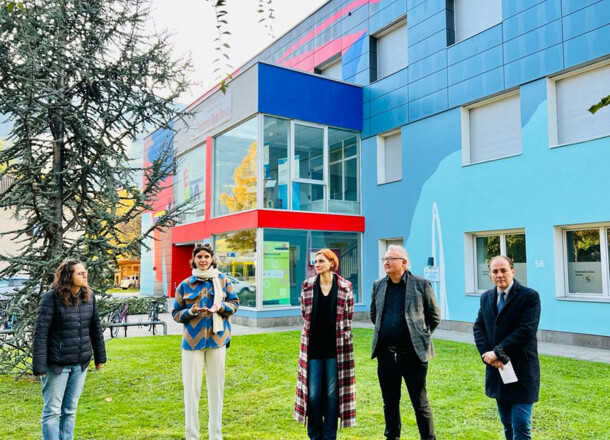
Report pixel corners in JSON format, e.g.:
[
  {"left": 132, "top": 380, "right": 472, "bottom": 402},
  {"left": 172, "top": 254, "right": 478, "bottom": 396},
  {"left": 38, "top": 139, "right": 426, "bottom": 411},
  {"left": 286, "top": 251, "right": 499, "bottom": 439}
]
[{"left": 33, "top": 259, "right": 106, "bottom": 440}]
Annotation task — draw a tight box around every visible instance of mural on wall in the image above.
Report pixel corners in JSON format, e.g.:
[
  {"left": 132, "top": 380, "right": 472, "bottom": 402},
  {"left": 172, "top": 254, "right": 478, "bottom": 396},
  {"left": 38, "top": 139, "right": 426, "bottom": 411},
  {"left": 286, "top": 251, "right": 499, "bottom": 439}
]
[
  {"left": 275, "top": 0, "right": 380, "bottom": 78},
  {"left": 141, "top": 125, "right": 175, "bottom": 297},
  {"left": 430, "top": 202, "right": 449, "bottom": 320}
]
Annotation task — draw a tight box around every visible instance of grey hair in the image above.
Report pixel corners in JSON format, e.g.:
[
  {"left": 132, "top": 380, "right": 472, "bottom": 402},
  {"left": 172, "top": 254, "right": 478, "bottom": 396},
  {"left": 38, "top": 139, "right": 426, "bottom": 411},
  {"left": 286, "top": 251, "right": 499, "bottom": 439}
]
[
  {"left": 488, "top": 255, "right": 514, "bottom": 269},
  {"left": 386, "top": 245, "right": 410, "bottom": 270}
]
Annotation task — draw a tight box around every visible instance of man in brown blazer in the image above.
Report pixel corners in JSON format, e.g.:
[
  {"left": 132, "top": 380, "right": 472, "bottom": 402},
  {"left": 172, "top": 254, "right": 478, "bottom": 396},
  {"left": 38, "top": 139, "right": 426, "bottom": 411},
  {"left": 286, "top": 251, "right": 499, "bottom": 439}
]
[{"left": 370, "top": 245, "right": 441, "bottom": 440}]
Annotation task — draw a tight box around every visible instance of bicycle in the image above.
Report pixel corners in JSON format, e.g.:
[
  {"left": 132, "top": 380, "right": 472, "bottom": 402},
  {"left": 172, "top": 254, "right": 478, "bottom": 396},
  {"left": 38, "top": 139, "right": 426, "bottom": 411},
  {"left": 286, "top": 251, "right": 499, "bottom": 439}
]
[
  {"left": 147, "top": 297, "right": 163, "bottom": 335},
  {"left": 109, "top": 302, "right": 128, "bottom": 338}
]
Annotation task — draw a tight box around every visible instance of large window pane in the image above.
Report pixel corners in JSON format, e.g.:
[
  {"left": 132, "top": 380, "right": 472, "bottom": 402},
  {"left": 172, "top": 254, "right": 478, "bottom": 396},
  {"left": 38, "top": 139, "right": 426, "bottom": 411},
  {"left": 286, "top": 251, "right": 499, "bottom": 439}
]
[
  {"left": 328, "top": 128, "right": 359, "bottom": 214},
  {"left": 292, "top": 182, "right": 325, "bottom": 212},
  {"left": 213, "top": 118, "right": 258, "bottom": 216},
  {"left": 174, "top": 145, "right": 206, "bottom": 225},
  {"left": 476, "top": 235, "right": 500, "bottom": 291},
  {"left": 262, "top": 229, "right": 360, "bottom": 307},
  {"left": 294, "top": 124, "right": 324, "bottom": 181},
  {"left": 506, "top": 234, "right": 527, "bottom": 285},
  {"left": 213, "top": 229, "right": 257, "bottom": 307},
  {"left": 566, "top": 229, "right": 602, "bottom": 294},
  {"left": 263, "top": 116, "right": 289, "bottom": 210}
]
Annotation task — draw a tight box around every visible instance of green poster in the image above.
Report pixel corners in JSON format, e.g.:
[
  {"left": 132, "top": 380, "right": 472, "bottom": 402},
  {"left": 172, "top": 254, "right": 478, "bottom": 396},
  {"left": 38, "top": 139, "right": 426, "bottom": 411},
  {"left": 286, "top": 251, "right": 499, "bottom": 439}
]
[{"left": 263, "top": 241, "right": 290, "bottom": 305}]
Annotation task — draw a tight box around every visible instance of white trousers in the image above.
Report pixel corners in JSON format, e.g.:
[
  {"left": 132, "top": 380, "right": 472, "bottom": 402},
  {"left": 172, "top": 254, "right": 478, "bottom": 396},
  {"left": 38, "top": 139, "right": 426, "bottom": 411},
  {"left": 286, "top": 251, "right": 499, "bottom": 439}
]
[{"left": 182, "top": 346, "right": 226, "bottom": 440}]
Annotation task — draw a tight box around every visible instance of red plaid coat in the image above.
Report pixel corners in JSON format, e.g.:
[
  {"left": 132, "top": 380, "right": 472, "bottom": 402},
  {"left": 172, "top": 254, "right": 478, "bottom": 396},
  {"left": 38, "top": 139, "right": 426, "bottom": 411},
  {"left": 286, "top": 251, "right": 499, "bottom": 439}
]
[{"left": 294, "top": 274, "right": 356, "bottom": 428}]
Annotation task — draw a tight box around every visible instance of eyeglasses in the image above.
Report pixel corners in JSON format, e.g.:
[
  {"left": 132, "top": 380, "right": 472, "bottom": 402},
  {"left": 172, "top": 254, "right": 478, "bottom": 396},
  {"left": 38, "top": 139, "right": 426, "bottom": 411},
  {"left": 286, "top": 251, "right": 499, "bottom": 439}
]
[{"left": 381, "top": 257, "right": 405, "bottom": 263}]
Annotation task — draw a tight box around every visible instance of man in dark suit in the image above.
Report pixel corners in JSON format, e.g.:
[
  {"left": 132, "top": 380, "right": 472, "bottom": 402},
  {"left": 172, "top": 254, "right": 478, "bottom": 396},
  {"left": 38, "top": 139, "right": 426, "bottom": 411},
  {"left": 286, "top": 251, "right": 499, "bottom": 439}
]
[
  {"left": 473, "top": 255, "right": 541, "bottom": 440},
  {"left": 370, "top": 245, "right": 441, "bottom": 440}
]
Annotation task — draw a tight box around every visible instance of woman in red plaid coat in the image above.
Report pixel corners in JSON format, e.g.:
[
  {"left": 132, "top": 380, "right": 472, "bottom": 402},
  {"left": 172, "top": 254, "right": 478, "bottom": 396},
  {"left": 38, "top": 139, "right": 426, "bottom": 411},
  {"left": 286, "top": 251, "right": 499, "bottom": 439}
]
[{"left": 294, "top": 248, "right": 356, "bottom": 439}]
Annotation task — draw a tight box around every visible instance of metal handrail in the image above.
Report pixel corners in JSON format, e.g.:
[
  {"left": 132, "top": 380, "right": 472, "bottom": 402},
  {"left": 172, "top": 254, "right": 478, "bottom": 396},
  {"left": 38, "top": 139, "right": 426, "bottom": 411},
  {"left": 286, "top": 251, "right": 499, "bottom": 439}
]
[{"left": 105, "top": 320, "right": 167, "bottom": 335}]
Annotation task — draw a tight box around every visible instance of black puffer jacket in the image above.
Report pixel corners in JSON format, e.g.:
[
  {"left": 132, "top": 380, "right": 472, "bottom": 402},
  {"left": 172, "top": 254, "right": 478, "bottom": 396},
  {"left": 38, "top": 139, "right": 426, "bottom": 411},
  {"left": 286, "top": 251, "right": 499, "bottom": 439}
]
[{"left": 32, "top": 289, "right": 106, "bottom": 376}]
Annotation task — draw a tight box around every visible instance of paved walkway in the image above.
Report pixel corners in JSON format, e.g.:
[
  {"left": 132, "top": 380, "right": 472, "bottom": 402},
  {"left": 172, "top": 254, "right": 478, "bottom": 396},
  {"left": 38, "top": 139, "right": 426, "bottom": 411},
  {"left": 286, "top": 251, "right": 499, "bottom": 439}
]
[{"left": 105, "top": 312, "right": 610, "bottom": 364}]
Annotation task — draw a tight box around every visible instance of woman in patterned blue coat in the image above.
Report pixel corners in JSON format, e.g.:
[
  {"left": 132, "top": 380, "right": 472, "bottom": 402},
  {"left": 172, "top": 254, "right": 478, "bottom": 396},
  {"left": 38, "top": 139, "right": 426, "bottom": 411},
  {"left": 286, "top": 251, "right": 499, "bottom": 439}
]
[
  {"left": 294, "top": 248, "right": 356, "bottom": 440},
  {"left": 172, "top": 243, "right": 239, "bottom": 440}
]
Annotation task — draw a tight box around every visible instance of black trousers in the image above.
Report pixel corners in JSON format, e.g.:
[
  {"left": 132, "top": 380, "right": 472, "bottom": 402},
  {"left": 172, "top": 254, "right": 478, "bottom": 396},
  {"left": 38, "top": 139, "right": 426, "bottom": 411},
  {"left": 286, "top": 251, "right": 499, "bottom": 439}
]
[{"left": 377, "top": 348, "right": 436, "bottom": 440}]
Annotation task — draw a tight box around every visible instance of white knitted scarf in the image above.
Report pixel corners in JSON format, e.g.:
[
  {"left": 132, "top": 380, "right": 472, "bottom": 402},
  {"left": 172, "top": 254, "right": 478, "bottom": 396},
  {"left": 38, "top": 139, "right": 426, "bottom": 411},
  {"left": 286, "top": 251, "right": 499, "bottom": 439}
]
[{"left": 192, "top": 267, "right": 225, "bottom": 333}]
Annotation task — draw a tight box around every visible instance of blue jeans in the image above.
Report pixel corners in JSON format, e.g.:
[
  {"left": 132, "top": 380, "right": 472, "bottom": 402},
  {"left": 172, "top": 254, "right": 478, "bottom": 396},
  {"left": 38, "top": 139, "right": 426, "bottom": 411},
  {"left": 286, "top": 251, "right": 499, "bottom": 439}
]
[
  {"left": 41, "top": 365, "right": 88, "bottom": 440},
  {"left": 307, "top": 358, "right": 339, "bottom": 440},
  {"left": 496, "top": 401, "right": 534, "bottom": 440}
]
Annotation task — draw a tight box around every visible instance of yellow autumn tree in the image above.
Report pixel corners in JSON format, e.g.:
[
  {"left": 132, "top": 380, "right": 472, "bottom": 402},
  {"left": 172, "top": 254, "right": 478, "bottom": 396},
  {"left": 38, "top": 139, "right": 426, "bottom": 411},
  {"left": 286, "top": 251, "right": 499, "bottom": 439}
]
[
  {"left": 107, "top": 189, "right": 142, "bottom": 258},
  {"left": 220, "top": 141, "right": 257, "bottom": 212},
  {"left": 220, "top": 141, "right": 257, "bottom": 253}
]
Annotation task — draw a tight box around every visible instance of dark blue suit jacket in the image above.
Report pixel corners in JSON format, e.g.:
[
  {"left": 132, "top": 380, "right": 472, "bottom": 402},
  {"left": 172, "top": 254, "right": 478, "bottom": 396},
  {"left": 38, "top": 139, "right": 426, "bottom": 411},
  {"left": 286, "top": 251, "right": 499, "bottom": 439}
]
[{"left": 473, "top": 280, "right": 541, "bottom": 403}]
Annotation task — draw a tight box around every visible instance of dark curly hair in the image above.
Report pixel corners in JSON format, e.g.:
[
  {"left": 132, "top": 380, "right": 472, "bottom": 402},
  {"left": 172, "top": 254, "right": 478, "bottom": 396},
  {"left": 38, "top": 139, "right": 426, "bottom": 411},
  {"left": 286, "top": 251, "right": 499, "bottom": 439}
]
[
  {"left": 53, "top": 259, "right": 91, "bottom": 306},
  {"left": 191, "top": 242, "right": 217, "bottom": 269}
]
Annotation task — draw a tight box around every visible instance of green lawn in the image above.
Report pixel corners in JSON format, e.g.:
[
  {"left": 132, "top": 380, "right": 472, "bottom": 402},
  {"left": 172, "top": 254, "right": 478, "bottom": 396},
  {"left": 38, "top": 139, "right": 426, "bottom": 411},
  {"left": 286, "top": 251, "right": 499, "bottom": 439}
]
[{"left": 1, "top": 329, "right": 608, "bottom": 439}]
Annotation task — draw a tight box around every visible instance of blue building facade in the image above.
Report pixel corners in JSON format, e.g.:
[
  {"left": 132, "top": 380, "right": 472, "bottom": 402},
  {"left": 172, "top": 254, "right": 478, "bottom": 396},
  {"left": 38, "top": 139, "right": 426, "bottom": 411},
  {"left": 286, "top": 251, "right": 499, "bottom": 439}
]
[
  {"left": 251, "top": 0, "right": 610, "bottom": 343},
  {"left": 144, "top": 0, "right": 610, "bottom": 344}
]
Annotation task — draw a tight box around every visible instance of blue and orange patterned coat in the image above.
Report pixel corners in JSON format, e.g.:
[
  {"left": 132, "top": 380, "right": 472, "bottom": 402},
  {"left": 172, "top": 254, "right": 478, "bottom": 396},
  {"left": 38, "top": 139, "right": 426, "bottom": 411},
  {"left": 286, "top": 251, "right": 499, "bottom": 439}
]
[
  {"left": 172, "top": 274, "right": 239, "bottom": 350},
  {"left": 294, "top": 273, "right": 356, "bottom": 428}
]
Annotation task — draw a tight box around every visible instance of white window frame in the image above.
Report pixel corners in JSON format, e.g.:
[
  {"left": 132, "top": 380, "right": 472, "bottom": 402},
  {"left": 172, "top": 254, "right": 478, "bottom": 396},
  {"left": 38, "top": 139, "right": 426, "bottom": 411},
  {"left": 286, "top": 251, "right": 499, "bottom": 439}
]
[
  {"left": 373, "top": 17, "right": 408, "bottom": 80},
  {"left": 377, "top": 129, "right": 402, "bottom": 184},
  {"left": 290, "top": 120, "right": 328, "bottom": 212},
  {"left": 328, "top": 134, "right": 359, "bottom": 202},
  {"left": 547, "top": 60, "right": 610, "bottom": 148},
  {"left": 461, "top": 91, "right": 522, "bottom": 166},
  {"left": 453, "top": 0, "right": 502, "bottom": 43},
  {"left": 554, "top": 223, "right": 610, "bottom": 301},
  {"left": 465, "top": 229, "right": 527, "bottom": 295},
  {"left": 290, "top": 120, "right": 328, "bottom": 185}
]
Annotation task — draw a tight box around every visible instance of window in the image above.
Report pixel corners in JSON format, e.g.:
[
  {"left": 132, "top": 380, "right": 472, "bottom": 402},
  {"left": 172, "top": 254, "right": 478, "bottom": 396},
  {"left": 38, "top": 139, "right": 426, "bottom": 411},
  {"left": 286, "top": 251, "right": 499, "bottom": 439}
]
[
  {"left": 213, "top": 229, "right": 257, "bottom": 307},
  {"left": 263, "top": 116, "right": 290, "bottom": 210},
  {"left": 371, "top": 19, "right": 408, "bottom": 81},
  {"left": 174, "top": 145, "right": 206, "bottom": 224},
  {"left": 557, "top": 225, "right": 610, "bottom": 298},
  {"left": 377, "top": 130, "right": 402, "bottom": 184},
  {"left": 263, "top": 229, "right": 361, "bottom": 308},
  {"left": 213, "top": 117, "right": 258, "bottom": 217},
  {"left": 452, "top": 0, "right": 502, "bottom": 43},
  {"left": 328, "top": 128, "right": 359, "bottom": 214},
  {"left": 465, "top": 231, "right": 527, "bottom": 293},
  {"left": 462, "top": 93, "right": 521, "bottom": 165},
  {"left": 292, "top": 123, "right": 326, "bottom": 212},
  {"left": 552, "top": 62, "right": 610, "bottom": 146},
  {"left": 315, "top": 56, "right": 342, "bottom": 80},
  {"left": 262, "top": 117, "right": 360, "bottom": 214}
]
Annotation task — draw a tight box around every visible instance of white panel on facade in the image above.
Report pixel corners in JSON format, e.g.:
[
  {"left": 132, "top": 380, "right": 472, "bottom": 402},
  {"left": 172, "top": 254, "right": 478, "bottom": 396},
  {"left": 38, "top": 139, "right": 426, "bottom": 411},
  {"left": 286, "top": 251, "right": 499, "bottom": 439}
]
[
  {"left": 556, "top": 63, "right": 610, "bottom": 145},
  {"left": 469, "top": 94, "right": 521, "bottom": 164},
  {"left": 377, "top": 21, "right": 408, "bottom": 79},
  {"left": 455, "top": 0, "right": 502, "bottom": 42}
]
